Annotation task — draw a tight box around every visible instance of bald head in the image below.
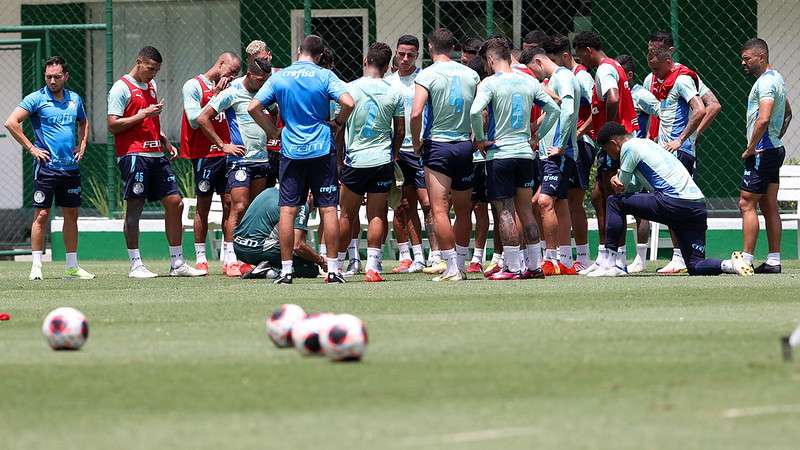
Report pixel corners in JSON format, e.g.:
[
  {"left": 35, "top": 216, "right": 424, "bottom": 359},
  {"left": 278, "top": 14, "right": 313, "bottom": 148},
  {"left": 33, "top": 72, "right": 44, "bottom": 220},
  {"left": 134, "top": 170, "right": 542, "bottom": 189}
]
[{"left": 210, "top": 51, "right": 242, "bottom": 81}]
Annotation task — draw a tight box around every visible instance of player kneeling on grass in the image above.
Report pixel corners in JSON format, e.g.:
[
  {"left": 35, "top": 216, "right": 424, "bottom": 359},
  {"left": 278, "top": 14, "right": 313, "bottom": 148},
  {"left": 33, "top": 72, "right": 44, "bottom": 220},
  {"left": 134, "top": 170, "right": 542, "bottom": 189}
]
[
  {"left": 469, "top": 37, "right": 560, "bottom": 280},
  {"left": 591, "top": 122, "right": 752, "bottom": 277},
  {"left": 234, "top": 188, "right": 325, "bottom": 281},
  {"left": 336, "top": 42, "right": 405, "bottom": 283},
  {"left": 5, "top": 56, "right": 94, "bottom": 280}
]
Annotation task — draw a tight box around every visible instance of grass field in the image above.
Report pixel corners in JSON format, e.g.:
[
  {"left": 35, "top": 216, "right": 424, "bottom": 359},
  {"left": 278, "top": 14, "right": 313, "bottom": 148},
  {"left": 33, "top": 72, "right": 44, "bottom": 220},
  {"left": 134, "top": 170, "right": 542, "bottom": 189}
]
[{"left": 2, "top": 260, "right": 800, "bottom": 450}]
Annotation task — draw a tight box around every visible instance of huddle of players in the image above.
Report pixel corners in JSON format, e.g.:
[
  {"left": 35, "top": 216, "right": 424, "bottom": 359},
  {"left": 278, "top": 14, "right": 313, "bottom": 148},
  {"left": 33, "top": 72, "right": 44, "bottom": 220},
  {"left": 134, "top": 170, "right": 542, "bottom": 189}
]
[{"left": 10, "top": 26, "right": 789, "bottom": 281}]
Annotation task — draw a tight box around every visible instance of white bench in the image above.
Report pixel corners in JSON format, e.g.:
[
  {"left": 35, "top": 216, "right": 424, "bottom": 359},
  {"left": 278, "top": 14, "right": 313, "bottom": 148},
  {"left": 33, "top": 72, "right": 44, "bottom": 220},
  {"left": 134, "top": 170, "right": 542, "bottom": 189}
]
[
  {"left": 181, "top": 194, "right": 225, "bottom": 260},
  {"left": 778, "top": 165, "right": 800, "bottom": 256}
]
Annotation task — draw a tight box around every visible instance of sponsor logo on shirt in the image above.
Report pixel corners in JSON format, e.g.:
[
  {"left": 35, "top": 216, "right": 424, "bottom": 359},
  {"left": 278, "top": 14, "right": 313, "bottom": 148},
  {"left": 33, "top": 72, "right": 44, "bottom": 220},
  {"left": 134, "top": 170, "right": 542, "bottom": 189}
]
[{"left": 142, "top": 140, "right": 162, "bottom": 149}]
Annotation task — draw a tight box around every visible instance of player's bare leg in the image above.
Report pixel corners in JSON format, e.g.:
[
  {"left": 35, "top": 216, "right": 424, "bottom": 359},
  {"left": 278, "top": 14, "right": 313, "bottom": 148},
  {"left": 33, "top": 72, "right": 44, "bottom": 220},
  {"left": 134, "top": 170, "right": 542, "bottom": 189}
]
[{"left": 364, "top": 192, "right": 390, "bottom": 282}]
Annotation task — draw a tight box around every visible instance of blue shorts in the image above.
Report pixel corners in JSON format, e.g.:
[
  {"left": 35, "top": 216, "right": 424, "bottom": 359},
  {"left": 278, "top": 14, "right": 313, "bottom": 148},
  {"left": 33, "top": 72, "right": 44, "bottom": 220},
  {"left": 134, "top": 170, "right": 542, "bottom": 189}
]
[
  {"left": 226, "top": 161, "right": 270, "bottom": 192},
  {"left": 741, "top": 147, "right": 785, "bottom": 194},
  {"left": 32, "top": 165, "right": 81, "bottom": 208},
  {"left": 575, "top": 140, "right": 596, "bottom": 190},
  {"left": 118, "top": 155, "right": 179, "bottom": 201},
  {"left": 397, "top": 151, "right": 425, "bottom": 189},
  {"left": 540, "top": 156, "right": 578, "bottom": 200},
  {"left": 279, "top": 152, "right": 339, "bottom": 207},
  {"left": 194, "top": 156, "right": 227, "bottom": 197},
  {"left": 422, "top": 140, "right": 474, "bottom": 191},
  {"left": 265, "top": 151, "right": 280, "bottom": 187},
  {"left": 675, "top": 150, "right": 696, "bottom": 177},
  {"left": 471, "top": 161, "right": 488, "bottom": 203},
  {"left": 486, "top": 158, "right": 537, "bottom": 201},
  {"left": 340, "top": 162, "right": 395, "bottom": 195},
  {"left": 596, "top": 149, "right": 619, "bottom": 175}
]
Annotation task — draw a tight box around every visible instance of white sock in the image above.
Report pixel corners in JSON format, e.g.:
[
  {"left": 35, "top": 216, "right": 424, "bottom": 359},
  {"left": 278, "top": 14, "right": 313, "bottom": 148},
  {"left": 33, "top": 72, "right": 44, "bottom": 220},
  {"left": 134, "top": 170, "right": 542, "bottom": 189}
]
[
  {"left": 32, "top": 250, "right": 43, "bottom": 266},
  {"left": 338, "top": 251, "right": 347, "bottom": 266},
  {"left": 65, "top": 252, "right": 78, "bottom": 269},
  {"left": 455, "top": 245, "right": 469, "bottom": 269},
  {"left": 319, "top": 243, "right": 327, "bottom": 256},
  {"left": 491, "top": 252, "right": 503, "bottom": 265},
  {"left": 348, "top": 238, "right": 359, "bottom": 260},
  {"left": 367, "top": 247, "right": 382, "bottom": 272},
  {"left": 766, "top": 252, "right": 781, "bottom": 266},
  {"left": 596, "top": 245, "right": 605, "bottom": 264},
  {"left": 672, "top": 248, "right": 685, "bottom": 265},
  {"left": 504, "top": 245, "right": 521, "bottom": 272},
  {"left": 169, "top": 245, "right": 184, "bottom": 269},
  {"left": 471, "top": 247, "right": 485, "bottom": 263},
  {"left": 616, "top": 247, "right": 627, "bottom": 267},
  {"left": 194, "top": 243, "right": 207, "bottom": 264},
  {"left": 558, "top": 245, "right": 573, "bottom": 267},
  {"left": 412, "top": 244, "right": 425, "bottom": 263},
  {"left": 605, "top": 248, "right": 618, "bottom": 268},
  {"left": 521, "top": 246, "right": 530, "bottom": 268},
  {"left": 281, "top": 260, "right": 293, "bottom": 276},
  {"left": 441, "top": 248, "right": 458, "bottom": 274},
  {"left": 545, "top": 248, "right": 558, "bottom": 262},
  {"left": 721, "top": 259, "right": 736, "bottom": 274},
  {"left": 223, "top": 242, "right": 236, "bottom": 265},
  {"left": 575, "top": 244, "right": 590, "bottom": 266},
  {"left": 526, "top": 242, "right": 542, "bottom": 270},
  {"left": 635, "top": 243, "right": 648, "bottom": 264},
  {"left": 398, "top": 241, "right": 411, "bottom": 261},
  {"left": 742, "top": 251, "right": 754, "bottom": 265},
  {"left": 128, "top": 248, "right": 142, "bottom": 270},
  {"left": 328, "top": 257, "right": 339, "bottom": 275},
  {"left": 430, "top": 249, "right": 442, "bottom": 265}
]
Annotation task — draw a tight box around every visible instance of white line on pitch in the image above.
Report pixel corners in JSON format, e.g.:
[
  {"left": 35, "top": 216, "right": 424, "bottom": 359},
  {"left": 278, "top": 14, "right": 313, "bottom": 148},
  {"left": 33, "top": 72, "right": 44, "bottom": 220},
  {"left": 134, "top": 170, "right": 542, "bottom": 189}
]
[{"left": 722, "top": 404, "right": 800, "bottom": 419}]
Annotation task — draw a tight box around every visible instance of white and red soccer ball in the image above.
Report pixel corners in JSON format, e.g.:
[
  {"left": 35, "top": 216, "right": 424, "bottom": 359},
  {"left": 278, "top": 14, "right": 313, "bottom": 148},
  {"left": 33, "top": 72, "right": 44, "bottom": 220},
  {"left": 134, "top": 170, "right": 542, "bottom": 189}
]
[
  {"left": 320, "top": 314, "right": 368, "bottom": 361},
  {"left": 291, "top": 313, "right": 337, "bottom": 356},
  {"left": 266, "top": 304, "right": 307, "bottom": 348},
  {"left": 42, "top": 307, "right": 88, "bottom": 350}
]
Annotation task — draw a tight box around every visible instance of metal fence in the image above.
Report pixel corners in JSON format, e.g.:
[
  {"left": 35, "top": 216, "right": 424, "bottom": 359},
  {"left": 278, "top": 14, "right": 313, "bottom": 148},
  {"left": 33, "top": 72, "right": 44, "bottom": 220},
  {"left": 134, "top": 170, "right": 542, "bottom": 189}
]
[{"left": 0, "top": 0, "right": 797, "bottom": 251}]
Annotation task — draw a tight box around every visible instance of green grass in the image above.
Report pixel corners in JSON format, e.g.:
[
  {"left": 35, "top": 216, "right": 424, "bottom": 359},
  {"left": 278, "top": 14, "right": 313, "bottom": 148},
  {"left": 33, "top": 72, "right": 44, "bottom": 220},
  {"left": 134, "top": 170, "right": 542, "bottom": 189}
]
[{"left": 2, "top": 260, "right": 800, "bottom": 450}]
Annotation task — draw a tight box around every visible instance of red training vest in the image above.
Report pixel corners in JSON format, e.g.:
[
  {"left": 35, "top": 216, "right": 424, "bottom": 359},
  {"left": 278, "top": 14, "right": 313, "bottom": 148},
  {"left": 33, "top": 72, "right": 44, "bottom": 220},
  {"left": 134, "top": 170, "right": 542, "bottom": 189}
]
[
  {"left": 114, "top": 76, "right": 162, "bottom": 157},
  {"left": 180, "top": 75, "right": 229, "bottom": 159},
  {"left": 591, "top": 57, "right": 639, "bottom": 136},
  {"left": 647, "top": 64, "right": 700, "bottom": 140}
]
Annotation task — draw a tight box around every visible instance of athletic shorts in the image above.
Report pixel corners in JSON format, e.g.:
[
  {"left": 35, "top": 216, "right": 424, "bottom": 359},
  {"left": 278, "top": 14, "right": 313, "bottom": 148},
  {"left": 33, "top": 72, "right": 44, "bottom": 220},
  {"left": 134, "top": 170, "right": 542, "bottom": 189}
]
[
  {"left": 575, "top": 139, "right": 596, "bottom": 190},
  {"left": 265, "top": 151, "right": 281, "bottom": 188},
  {"left": 32, "top": 165, "right": 81, "bottom": 208},
  {"left": 471, "top": 161, "right": 488, "bottom": 203},
  {"left": 422, "top": 140, "right": 474, "bottom": 191},
  {"left": 540, "top": 156, "right": 578, "bottom": 200},
  {"left": 279, "top": 152, "right": 339, "bottom": 207},
  {"left": 340, "top": 162, "right": 395, "bottom": 195},
  {"left": 486, "top": 158, "right": 537, "bottom": 201},
  {"left": 118, "top": 155, "right": 179, "bottom": 202},
  {"left": 226, "top": 161, "right": 270, "bottom": 192},
  {"left": 740, "top": 147, "right": 786, "bottom": 194},
  {"left": 397, "top": 151, "right": 425, "bottom": 189},
  {"left": 193, "top": 156, "right": 227, "bottom": 197},
  {"left": 675, "top": 150, "right": 696, "bottom": 177},
  {"left": 596, "top": 149, "right": 620, "bottom": 175}
]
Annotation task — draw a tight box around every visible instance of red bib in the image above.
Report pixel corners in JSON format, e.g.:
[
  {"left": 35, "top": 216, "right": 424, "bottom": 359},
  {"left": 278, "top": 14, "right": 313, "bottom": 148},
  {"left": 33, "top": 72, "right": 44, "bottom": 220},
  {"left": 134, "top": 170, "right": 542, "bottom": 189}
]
[
  {"left": 647, "top": 64, "right": 700, "bottom": 140},
  {"left": 180, "top": 75, "right": 230, "bottom": 159},
  {"left": 591, "top": 58, "right": 639, "bottom": 136},
  {"left": 114, "top": 76, "right": 162, "bottom": 157}
]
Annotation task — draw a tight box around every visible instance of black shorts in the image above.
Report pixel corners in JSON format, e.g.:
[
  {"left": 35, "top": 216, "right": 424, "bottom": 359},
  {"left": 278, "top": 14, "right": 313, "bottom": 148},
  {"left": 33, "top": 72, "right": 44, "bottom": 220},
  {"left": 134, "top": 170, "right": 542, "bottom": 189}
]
[
  {"left": 340, "top": 162, "right": 395, "bottom": 195},
  {"left": 226, "top": 160, "right": 270, "bottom": 192},
  {"left": 486, "top": 158, "right": 537, "bottom": 201},
  {"left": 471, "top": 161, "right": 488, "bottom": 203},
  {"left": 596, "top": 149, "right": 620, "bottom": 175},
  {"left": 422, "top": 140, "right": 474, "bottom": 191},
  {"left": 118, "top": 155, "right": 179, "bottom": 202},
  {"left": 540, "top": 156, "right": 578, "bottom": 200},
  {"left": 740, "top": 147, "right": 786, "bottom": 194},
  {"left": 575, "top": 139, "right": 596, "bottom": 190},
  {"left": 32, "top": 165, "right": 81, "bottom": 208},
  {"left": 194, "top": 156, "right": 227, "bottom": 197},
  {"left": 675, "top": 150, "right": 696, "bottom": 177},
  {"left": 397, "top": 151, "right": 425, "bottom": 189},
  {"left": 265, "top": 151, "right": 280, "bottom": 188},
  {"left": 279, "top": 152, "right": 339, "bottom": 207}
]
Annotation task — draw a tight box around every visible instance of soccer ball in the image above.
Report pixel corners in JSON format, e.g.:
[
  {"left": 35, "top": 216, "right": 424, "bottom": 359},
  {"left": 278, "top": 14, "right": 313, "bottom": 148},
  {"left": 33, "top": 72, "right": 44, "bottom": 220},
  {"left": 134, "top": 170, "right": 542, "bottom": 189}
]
[
  {"left": 266, "top": 304, "right": 307, "bottom": 348},
  {"left": 291, "top": 313, "right": 335, "bottom": 356},
  {"left": 42, "top": 307, "right": 88, "bottom": 351},
  {"left": 320, "top": 314, "right": 368, "bottom": 362}
]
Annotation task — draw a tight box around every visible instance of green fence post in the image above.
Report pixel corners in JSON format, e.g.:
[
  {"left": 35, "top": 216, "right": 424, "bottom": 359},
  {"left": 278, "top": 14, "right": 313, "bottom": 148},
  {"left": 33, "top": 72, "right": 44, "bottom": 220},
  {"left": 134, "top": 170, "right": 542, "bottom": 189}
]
[
  {"left": 485, "top": 0, "right": 494, "bottom": 37},
  {"left": 670, "top": 0, "right": 680, "bottom": 61},
  {"left": 304, "top": 0, "right": 312, "bottom": 36},
  {"left": 105, "top": 0, "right": 115, "bottom": 218},
  {"left": 44, "top": 29, "right": 51, "bottom": 57}
]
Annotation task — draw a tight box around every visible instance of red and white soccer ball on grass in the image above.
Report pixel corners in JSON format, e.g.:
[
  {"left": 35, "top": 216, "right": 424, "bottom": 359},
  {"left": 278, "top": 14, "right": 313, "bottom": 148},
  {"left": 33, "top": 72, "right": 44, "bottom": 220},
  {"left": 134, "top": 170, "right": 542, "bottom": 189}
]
[
  {"left": 267, "top": 304, "right": 367, "bottom": 361},
  {"left": 42, "top": 307, "right": 89, "bottom": 350}
]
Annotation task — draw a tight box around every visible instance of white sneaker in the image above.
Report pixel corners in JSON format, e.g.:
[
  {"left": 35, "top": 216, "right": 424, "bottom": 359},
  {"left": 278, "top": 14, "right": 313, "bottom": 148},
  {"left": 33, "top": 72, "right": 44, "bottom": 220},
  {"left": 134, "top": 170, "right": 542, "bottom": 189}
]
[
  {"left": 64, "top": 267, "right": 96, "bottom": 280},
  {"left": 169, "top": 263, "right": 207, "bottom": 277},
  {"left": 730, "top": 251, "right": 754, "bottom": 277},
  {"left": 343, "top": 259, "right": 361, "bottom": 278},
  {"left": 29, "top": 265, "right": 43, "bottom": 281},
  {"left": 657, "top": 259, "right": 687, "bottom": 274},
  {"left": 627, "top": 257, "right": 646, "bottom": 274},
  {"left": 129, "top": 265, "right": 158, "bottom": 279},
  {"left": 579, "top": 262, "right": 601, "bottom": 275},
  {"left": 587, "top": 265, "right": 628, "bottom": 277},
  {"left": 408, "top": 261, "right": 426, "bottom": 273}
]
